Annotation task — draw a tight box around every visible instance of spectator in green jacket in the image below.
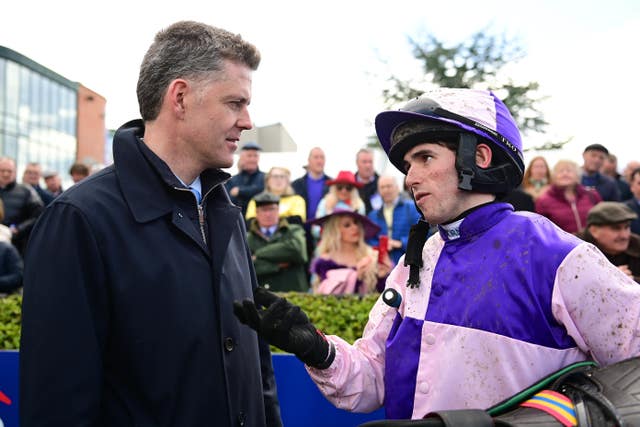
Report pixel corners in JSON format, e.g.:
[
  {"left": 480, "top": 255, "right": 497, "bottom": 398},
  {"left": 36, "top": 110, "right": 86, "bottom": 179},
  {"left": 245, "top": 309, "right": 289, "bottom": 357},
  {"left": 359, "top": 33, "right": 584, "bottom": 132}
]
[{"left": 247, "top": 192, "right": 309, "bottom": 292}]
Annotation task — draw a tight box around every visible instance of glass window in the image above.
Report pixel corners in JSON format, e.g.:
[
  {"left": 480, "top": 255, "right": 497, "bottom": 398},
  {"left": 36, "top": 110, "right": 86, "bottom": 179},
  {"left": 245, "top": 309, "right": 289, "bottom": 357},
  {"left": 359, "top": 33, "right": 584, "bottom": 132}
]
[
  {"left": 5, "top": 62, "right": 19, "bottom": 120},
  {"left": 0, "top": 58, "right": 6, "bottom": 115}
]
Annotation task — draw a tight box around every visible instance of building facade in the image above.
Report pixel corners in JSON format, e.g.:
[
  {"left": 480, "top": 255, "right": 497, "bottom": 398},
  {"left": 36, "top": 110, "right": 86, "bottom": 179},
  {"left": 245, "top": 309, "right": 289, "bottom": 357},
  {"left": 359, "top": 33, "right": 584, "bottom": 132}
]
[{"left": 0, "top": 46, "right": 105, "bottom": 182}]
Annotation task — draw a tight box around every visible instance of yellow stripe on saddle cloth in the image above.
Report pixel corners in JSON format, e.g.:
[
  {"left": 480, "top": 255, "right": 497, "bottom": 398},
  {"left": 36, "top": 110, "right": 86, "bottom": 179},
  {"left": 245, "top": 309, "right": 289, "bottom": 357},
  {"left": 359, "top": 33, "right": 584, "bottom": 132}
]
[{"left": 520, "top": 390, "right": 577, "bottom": 427}]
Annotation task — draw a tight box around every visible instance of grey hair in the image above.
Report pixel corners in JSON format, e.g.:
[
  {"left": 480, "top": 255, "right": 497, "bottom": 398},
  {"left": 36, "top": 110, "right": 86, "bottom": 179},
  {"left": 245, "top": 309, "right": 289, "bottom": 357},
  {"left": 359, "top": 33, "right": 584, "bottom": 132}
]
[{"left": 137, "top": 20, "right": 261, "bottom": 121}]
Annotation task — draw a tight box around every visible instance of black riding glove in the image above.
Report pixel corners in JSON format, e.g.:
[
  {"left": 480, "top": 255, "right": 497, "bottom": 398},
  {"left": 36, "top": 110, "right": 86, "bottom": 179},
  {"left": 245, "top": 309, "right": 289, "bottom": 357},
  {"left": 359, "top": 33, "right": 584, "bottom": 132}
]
[{"left": 233, "top": 287, "right": 335, "bottom": 369}]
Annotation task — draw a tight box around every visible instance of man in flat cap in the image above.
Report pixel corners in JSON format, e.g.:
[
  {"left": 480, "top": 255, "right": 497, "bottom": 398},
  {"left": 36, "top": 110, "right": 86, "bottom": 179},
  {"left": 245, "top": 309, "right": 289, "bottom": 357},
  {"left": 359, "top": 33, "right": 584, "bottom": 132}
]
[
  {"left": 226, "top": 142, "right": 265, "bottom": 215},
  {"left": 577, "top": 201, "right": 640, "bottom": 282},
  {"left": 246, "top": 192, "right": 309, "bottom": 292},
  {"left": 581, "top": 143, "right": 621, "bottom": 201}
]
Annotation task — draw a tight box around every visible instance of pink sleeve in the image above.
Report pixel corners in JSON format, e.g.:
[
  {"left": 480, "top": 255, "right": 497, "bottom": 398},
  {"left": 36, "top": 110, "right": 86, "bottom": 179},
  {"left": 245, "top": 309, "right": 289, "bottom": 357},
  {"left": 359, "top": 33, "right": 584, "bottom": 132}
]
[
  {"left": 552, "top": 242, "right": 640, "bottom": 365},
  {"left": 306, "top": 263, "right": 411, "bottom": 412}
]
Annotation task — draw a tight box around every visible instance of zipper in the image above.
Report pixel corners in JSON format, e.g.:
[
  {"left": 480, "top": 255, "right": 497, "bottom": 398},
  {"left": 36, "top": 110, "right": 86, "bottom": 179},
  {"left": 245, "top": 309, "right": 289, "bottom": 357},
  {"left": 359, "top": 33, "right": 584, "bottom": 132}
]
[
  {"left": 197, "top": 203, "right": 207, "bottom": 245},
  {"left": 570, "top": 201, "right": 583, "bottom": 231},
  {"left": 174, "top": 186, "right": 208, "bottom": 246}
]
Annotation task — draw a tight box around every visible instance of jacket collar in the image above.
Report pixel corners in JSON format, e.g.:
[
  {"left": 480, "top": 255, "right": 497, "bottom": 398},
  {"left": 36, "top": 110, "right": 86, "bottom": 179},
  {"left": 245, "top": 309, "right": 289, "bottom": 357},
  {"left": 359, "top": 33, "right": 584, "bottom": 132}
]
[
  {"left": 112, "top": 119, "right": 231, "bottom": 223},
  {"left": 438, "top": 202, "right": 513, "bottom": 242}
]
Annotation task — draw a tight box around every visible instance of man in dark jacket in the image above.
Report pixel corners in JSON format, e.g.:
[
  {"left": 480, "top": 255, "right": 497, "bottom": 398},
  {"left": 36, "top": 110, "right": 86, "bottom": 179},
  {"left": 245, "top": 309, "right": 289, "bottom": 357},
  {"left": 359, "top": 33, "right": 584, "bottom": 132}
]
[
  {"left": 291, "top": 147, "right": 332, "bottom": 221},
  {"left": 354, "top": 148, "right": 381, "bottom": 214},
  {"left": 22, "top": 162, "right": 55, "bottom": 206},
  {"left": 577, "top": 202, "right": 640, "bottom": 283},
  {"left": 0, "top": 157, "right": 43, "bottom": 256},
  {"left": 20, "top": 21, "right": 281, "bottom": 426},
  {"left": 225, "top": 141, "right": 265, "bottom": 215},
  {"left": 291, "top": 147, "right": 333, "bottom": 270},
  {"left": 580, "top": 143, "right": 621, "bottom": 201},
  {"left": 625, "top": 167, "right": 640, "bottom": 235}
]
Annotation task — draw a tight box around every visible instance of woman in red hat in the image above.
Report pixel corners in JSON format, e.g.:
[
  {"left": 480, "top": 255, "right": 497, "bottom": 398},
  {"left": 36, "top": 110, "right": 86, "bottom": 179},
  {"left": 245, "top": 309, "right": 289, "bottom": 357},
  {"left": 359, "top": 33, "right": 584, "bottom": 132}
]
[
  {"left": 315, "top": 170, "right": 366, "bottom": 218},
  {"left": 309, "top": 209, "right": 392, "bottom": 294}
]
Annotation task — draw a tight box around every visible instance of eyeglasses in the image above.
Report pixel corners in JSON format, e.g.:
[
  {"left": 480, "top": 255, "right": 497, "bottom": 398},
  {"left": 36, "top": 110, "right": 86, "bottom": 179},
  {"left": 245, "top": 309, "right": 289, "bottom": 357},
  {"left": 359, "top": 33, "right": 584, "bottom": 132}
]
[
  {"left": 336, "top": 184, "right": 353, "bottom": 191},
  {"left": 269, "top": 174, "right": 287, "bottom": 179}
]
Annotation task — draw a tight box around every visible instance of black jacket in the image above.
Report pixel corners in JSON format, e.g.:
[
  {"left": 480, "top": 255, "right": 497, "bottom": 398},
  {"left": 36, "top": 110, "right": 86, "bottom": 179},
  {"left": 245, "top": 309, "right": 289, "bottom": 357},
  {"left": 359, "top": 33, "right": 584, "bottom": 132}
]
[
  {"left": 625, "top": 198, "right": 640, "bottom": 235},
  {"left": 20, "top": 120, "right": 281, "bottom": 426},
  {"left": 0, "top": 181, "right": 43, "bottom": 254},
  {"left": 355, "top": 172, "right": 380, "bottom": 214}
]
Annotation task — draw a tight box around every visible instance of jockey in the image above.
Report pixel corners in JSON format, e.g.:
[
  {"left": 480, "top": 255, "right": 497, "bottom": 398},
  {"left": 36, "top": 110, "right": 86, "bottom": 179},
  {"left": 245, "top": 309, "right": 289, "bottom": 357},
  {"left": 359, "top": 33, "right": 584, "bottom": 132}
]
[{"left": 234, "top": 88, "right": 640, "bottom": 420}]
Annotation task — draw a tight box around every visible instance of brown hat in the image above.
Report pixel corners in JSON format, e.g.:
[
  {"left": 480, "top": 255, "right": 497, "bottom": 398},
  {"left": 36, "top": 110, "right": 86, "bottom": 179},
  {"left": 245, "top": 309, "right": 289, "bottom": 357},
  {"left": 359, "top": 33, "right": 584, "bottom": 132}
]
[{"left": 587, "top": 202, "right": 638, "bottom": 226}]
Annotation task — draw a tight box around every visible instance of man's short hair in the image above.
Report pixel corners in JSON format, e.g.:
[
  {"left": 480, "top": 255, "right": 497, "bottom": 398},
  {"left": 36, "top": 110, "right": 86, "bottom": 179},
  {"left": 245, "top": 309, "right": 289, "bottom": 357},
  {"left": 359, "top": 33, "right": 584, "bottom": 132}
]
[
  {"left": 137, "top": 21, "right": 261, "bottom": 122},
  {"left": 69, "top": 162, "right": 90, "bottom": 176},
  {"left": 583, "top": 143, "right": 609, "bottom": 155}
]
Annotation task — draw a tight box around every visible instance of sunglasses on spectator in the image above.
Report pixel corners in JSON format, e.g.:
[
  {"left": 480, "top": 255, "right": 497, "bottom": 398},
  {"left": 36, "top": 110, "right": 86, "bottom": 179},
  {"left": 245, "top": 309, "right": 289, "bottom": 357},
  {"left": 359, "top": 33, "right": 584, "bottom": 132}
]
[{"left": 336, "top": 184, "right": 354, "bottom": 191}]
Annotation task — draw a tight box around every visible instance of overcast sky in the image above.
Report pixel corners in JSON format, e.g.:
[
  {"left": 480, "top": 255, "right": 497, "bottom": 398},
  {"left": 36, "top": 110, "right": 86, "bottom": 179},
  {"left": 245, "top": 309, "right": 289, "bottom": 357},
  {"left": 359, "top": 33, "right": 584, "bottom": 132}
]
[{"left": 3, "top": 0, "right": 640, "bottom": 178}]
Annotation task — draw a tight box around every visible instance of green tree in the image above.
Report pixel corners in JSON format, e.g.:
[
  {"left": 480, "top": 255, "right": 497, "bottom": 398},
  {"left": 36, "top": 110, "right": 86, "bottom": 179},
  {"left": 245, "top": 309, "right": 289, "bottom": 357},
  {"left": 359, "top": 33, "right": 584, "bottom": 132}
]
[{"left": 382, "top": 29, "right": 549, "bottom": 137}]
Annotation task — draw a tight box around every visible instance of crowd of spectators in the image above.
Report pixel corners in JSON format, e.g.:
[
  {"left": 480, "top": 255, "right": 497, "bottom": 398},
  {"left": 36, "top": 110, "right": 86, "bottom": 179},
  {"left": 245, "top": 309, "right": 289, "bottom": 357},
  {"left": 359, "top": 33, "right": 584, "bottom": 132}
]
[
  {"left": 3, "top": 139, "right": 640, "bottom": 296},
  {"left": 0, "top": 159, "right": 93, "bottom": 293},
  {"left": 237, "top": 140, "right": 640, "bottom": 292}
]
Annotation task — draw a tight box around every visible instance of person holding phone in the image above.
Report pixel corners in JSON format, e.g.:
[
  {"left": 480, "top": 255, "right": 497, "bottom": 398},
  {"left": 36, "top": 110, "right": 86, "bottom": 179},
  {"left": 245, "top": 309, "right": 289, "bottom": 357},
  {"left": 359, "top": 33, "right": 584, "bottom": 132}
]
[{"left": 367, "top": 175, "right": 422, "bottom": 265}]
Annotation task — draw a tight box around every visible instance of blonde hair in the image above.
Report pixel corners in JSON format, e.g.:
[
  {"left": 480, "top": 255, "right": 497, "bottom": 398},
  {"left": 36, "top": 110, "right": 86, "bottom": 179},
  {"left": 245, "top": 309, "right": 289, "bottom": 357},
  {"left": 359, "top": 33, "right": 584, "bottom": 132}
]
[
  {"left": 266, "top": 166, "right": 295, "bottom": 196},
  {"left": 327, "top": 185, "right": 365, "bottom": 212},
  {"left": 314, "top": 213, "right": 378, "bottom": 293},
  {"left": 552, "top": 159, "right": 579, "bottom": 183}
]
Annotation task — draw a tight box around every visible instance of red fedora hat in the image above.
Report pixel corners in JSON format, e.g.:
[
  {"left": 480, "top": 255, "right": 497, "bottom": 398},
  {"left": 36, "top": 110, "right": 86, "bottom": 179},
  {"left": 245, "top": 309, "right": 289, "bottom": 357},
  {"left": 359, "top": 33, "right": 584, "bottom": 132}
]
[{"left": 325, "top": 170, "right": 363, "bottom": 188}]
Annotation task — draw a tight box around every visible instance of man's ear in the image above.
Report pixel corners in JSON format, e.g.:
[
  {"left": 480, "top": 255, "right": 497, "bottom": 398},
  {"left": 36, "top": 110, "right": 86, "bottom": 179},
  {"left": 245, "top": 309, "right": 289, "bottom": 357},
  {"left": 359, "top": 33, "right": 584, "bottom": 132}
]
[
  {"left": 165, "top": 79, "right": 189, "bottom": 118},
  {"left": 475, "top": 143, "right": 493, "bottom": 168}
]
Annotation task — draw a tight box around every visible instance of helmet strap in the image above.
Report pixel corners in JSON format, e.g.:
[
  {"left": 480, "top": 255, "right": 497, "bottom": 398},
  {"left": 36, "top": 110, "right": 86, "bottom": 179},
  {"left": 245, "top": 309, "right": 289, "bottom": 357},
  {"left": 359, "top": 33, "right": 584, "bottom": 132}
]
[
  {"left": 455, "top": 133, "right": 477, "bottom": 191},
  {"left": 454, "top": 133, "right": 517, "bottom": 195}
]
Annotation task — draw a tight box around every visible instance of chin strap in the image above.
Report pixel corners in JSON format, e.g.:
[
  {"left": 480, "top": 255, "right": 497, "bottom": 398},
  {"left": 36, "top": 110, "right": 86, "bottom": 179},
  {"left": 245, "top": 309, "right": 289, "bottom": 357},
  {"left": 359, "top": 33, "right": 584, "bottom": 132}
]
[{"left": 404, "top": 219, "right": 430, "bottom": 288}]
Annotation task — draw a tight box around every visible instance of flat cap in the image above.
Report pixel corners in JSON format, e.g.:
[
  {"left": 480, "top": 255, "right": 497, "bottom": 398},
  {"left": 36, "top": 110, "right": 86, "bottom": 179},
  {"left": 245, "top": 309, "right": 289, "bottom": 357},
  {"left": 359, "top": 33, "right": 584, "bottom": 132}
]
[
  {"left": 241, "top": 141, "right": 262, "bottom": 151},
  {"left": 253, "top": 192, "right": 280, "bottom": 206},
  {"left": 43, "top": 170, "right": 58, "bottom": 179},
  {"left": 587, "top": 202, "right": 638, "bottom": 226}
]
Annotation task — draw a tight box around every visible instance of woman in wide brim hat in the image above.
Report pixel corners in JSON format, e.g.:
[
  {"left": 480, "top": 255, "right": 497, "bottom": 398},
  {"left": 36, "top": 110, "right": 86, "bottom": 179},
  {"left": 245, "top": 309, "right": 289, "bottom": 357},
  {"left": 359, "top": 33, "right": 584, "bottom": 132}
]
[
  {"left": 315, "top": 170, "right": 366, "bottom": 219},
  {"left": 308, "top": 208, "right": 391, "bottom": 295}
]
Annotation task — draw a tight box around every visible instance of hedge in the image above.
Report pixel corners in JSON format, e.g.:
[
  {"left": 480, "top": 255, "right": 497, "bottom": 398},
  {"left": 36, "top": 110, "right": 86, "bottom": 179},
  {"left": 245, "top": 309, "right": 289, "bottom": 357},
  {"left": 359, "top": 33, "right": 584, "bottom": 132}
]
[
  {"left": 0, "top": 294, "right": 21, "bottom": 350},
  {"left": 0, "top": 292, "right": 380, "bottom": 351}
]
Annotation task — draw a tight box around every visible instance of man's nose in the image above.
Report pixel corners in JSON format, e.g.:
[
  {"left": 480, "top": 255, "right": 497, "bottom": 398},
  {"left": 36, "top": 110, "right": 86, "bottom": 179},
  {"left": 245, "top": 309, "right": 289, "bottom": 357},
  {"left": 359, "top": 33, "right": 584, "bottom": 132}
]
[{"left": 237, "top": 107, "right": 252, "bottom": 130}]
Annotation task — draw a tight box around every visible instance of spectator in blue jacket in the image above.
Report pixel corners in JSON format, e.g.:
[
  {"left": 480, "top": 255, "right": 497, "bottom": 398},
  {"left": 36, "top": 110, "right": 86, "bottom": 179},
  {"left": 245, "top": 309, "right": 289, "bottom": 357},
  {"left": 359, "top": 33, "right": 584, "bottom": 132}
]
[
  {"left": 581, "top": 143, "right": 621, "bottom": 201},
  {"left": 367, "top": 175, "right": 422, "bottom": 265}
]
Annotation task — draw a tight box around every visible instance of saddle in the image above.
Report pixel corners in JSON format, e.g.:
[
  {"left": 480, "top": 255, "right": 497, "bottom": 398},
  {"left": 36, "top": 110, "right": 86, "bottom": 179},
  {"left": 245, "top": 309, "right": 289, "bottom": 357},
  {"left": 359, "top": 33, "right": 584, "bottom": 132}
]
[{"left": 359, "top": 356, "right": 640, "bottom": 426}]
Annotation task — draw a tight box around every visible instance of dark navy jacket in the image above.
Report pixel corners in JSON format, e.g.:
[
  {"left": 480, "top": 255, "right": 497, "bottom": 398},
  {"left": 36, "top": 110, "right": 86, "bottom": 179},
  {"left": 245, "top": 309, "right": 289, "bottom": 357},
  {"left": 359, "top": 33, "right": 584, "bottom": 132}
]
[{"left": 20, "top": 120, "right": 281, "bottom": 426}]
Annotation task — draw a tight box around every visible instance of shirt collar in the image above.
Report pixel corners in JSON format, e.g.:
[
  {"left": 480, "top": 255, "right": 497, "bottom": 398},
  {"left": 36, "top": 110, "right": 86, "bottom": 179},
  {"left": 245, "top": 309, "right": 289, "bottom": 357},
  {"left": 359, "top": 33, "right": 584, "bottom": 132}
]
[{"left": 438, "top": 202, "right": 513, "bottom": 242}]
